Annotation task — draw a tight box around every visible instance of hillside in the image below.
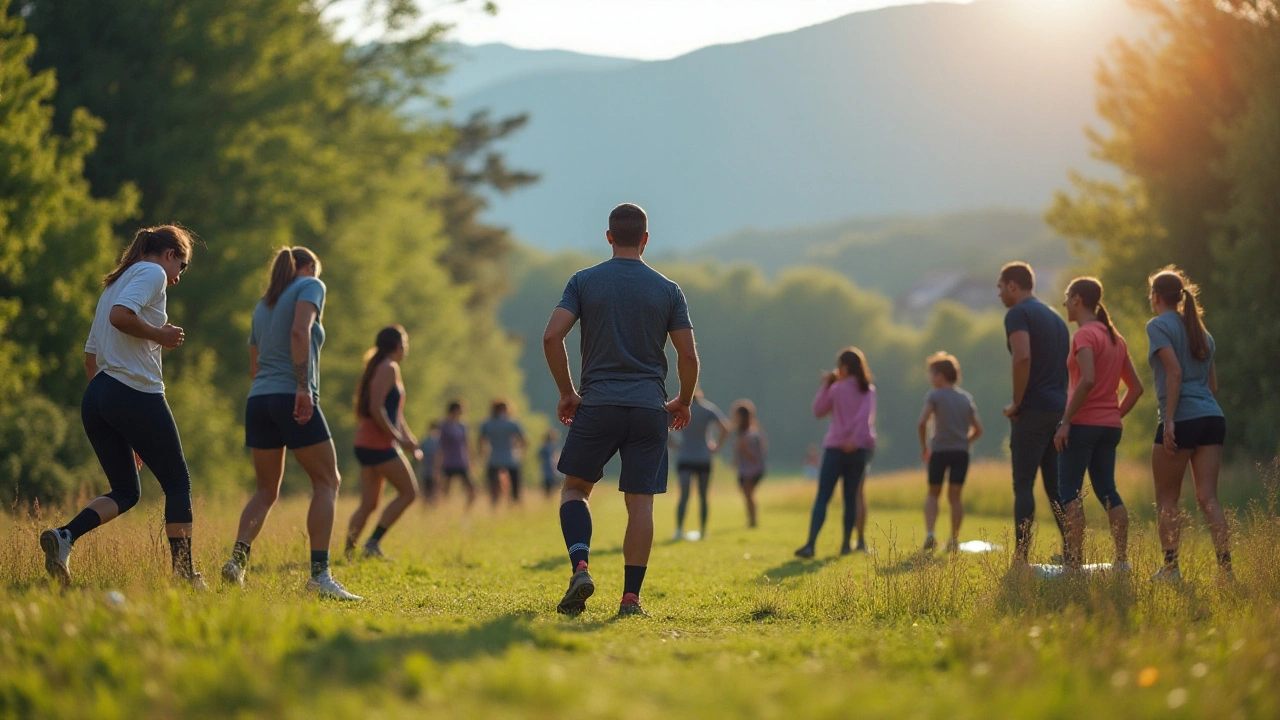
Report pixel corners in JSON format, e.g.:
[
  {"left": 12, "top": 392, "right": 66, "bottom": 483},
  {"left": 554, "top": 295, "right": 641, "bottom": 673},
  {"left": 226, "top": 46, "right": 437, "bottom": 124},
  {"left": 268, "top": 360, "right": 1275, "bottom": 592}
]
[
  {"left": 453, "top": 0, "right": 1144, "bottom": 250},
  {"left": 435, "top": 43, "right": 639, "bottom": 100}
]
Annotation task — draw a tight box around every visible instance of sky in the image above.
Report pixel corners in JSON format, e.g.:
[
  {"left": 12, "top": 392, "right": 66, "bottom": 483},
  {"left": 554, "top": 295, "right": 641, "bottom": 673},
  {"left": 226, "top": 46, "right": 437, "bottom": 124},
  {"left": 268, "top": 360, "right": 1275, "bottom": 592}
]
[{"left": 330, "top": 0, "right": 971, "bottom": 61}]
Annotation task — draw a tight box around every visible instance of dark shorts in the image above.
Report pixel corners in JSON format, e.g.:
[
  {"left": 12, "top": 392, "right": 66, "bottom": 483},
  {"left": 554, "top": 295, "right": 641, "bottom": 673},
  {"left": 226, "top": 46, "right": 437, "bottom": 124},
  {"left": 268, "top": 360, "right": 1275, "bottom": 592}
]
[
  {"left": 558, "top": 405, "right": 669, "bottom": 495},
  {"left": 1155, "top": 415, "right": 1226, "bottom": 450},
  {"left": 354, "top": 446, "right": 400, "bottom": 467},
  {"left": 677, "top": 461, "right": 712, "bottom": 476},
  {"left": 927, "top": 450, "right": 970, "bottom": 486},
  {"left": 738, "top": 472, "right": 764, "bottom": 488},
  {"left": 245, "top": 394, "right": 332, "bottom": 450}
]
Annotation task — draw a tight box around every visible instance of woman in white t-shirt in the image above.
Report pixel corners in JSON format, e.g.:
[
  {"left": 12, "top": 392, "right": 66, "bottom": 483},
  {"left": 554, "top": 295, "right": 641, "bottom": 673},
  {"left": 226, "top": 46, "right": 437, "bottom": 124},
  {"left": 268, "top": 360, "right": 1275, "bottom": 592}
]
[{"left": 40, "top": 226, "right": 203, "bottom": 589}]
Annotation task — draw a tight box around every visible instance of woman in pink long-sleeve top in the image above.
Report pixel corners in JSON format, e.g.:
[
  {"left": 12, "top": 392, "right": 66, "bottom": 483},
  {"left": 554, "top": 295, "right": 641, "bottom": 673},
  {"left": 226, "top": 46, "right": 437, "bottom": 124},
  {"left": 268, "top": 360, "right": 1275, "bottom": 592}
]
[{"left": 795, "top": 347, "right": 877, "bottom": 558}]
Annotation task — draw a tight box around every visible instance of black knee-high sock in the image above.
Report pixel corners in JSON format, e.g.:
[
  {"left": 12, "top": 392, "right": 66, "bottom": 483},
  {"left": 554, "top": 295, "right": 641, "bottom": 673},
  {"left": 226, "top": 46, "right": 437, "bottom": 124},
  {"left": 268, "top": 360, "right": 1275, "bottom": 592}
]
[
  {"left": 560, "top": 500, "right": 592, "bottom": 571},
  {"left": 168, "top": 537, "right": 194, "bottom": 578},
  {"left": 368, "top": 525, "right": 388, "bottom": 545},
  {"left": 232, "top": 541, "right": 251, "bottom": 567},
  {"left": 61, "top": 507, "right": 102, "bottom": 543},
  {"left": 311, "top": 550, "right": 329, "bottom": 577},
  {"left": 623, "top": 565, "right": 647, "bottom": 596}
]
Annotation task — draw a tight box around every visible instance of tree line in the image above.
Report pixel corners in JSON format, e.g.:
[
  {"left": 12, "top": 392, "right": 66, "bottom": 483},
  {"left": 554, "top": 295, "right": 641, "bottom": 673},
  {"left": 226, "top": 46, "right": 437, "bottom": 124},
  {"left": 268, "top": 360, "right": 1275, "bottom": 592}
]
[{"left": 0, "top": 0, "right": 532, "bottom": 503}]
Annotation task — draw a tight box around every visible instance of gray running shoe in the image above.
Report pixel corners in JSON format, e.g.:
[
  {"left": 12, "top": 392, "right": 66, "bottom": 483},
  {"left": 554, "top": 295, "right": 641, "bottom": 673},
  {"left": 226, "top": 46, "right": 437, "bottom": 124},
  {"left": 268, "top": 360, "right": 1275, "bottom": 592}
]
[
  {"left": 188, "top": 572, "right": 208, "bottom": 592},
  {"left": 923, "top": 536, "right": 938, "bottom": 553},
  {"left": 306, "top": 570, "right": 363, "bottom": 601},
  {"left": 221, "top": 559, "right": 246, "bottom": 588},
  {"left": 1151, "top": 565, "right": 1182, "bottom": 583},
  {"left": 40, "top": 529, "right": 72, "bottom": 586},
  {"left": 362, "top": 543, "right": 385, "bottom": 559},
  {"left": 617, "top": 593, "right": 650, "bottom": 618},
  {"left": 557, "top": 566, "right": 595, "bottom": 615}
]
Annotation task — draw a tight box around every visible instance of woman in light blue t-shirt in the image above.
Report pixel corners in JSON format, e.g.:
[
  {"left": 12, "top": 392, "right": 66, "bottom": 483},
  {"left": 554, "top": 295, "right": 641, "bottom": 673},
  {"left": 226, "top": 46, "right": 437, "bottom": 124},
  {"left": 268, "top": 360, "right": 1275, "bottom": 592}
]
[{"left": 1147, "top": 267, "right": 1230, "bottom": 582}]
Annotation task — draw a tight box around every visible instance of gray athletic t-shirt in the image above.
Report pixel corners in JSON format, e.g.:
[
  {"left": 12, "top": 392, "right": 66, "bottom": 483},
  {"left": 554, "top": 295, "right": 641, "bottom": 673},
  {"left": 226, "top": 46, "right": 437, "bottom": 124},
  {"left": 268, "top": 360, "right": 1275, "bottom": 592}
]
[
  {"left": 925, "top": 386, "right": 977, "bottom": 453},
  {"left": 248, "top": 277, "right": 326, "bottom": 399},
  {"left": 676, "top": 400, "right": 728, "bottom": 463},
  {"left": 557, "top": 258, "right": 693, "bottom": 410},
  {"left": 1147, "top": 311, "right": 1222, "bottom": 423},
  {"left": 480, "top": 416, "right": 525, "bottom": 469}
]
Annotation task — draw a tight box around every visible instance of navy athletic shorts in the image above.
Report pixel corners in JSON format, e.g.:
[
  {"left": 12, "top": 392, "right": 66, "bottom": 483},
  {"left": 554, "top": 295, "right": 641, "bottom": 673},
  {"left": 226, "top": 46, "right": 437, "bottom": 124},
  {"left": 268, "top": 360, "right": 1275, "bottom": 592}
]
[
  {"left": 1154, "top": 415, "right": 1226, "bottom": 450},
  {"left": 354, "top": 446, "right": 401, "bottom": 466},
  {"left": 244, "top": 393, "right": 332, "bottom": 450},
  {"left": 558, "top": 405, "right": 669, "bottom": 495}
]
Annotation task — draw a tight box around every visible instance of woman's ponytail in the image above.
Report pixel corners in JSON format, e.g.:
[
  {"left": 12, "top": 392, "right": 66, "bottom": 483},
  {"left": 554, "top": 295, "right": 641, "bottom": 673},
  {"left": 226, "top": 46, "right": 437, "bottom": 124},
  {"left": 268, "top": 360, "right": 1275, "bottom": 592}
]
[
  {"left": 355, "top": 326, "right": 407, "bottom": 418},
  {"left": 262, "top": 246, "right": 321, "bottom": 308},
  {"left": 1181, "top": 287, "right": 1210, "bottom": 361},
  {"left": 103, "top": 226, "right": 194, "bottom": 286},
  {"left": 1150, "top": 267, "right": 1210, "bottom": 362},
  {"left": 1096, "top": 302, "right": 1117, "bottom": 343}
]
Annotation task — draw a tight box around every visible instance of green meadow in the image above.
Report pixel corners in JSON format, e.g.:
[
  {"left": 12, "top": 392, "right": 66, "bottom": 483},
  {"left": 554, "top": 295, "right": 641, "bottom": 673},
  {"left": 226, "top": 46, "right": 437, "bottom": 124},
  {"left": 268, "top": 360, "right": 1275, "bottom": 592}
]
[{"left": 2, "top": 460, "right": 1278, "bottom": 719}]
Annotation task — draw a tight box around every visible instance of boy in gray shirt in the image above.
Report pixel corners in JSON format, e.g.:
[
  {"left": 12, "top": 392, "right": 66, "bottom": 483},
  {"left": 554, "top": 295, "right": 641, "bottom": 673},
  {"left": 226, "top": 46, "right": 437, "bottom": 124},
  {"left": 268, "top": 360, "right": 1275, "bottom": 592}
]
[{"left": 917, "top": 352, "right": 983, "bottom": 553}]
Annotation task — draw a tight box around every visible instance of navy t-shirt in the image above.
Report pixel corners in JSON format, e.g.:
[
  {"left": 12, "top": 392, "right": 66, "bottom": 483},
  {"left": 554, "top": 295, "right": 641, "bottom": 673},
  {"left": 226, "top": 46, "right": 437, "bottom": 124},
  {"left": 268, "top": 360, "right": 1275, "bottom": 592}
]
[
  {"left": 1004, "top": 296, "right": 1070, "bottom": 413},
  {"left": 557, "top": 258, "right": 693, "bottom": 410}
]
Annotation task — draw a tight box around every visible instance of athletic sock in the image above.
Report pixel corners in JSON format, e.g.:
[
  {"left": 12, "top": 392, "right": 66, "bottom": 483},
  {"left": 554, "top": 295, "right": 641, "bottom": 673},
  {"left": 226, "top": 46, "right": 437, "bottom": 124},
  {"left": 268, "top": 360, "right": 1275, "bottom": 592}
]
[
  {"left": 61, "top": 508, "right": 102, "bottom": 544},
  {"left": 926, "top": 531, "right": 935, "bottom": 540},
  {"left": 368, "top": 525, "right": 388, "bottom": 545},
  {"left": 1218, "top": 551, "right": 1232, "bottom": 569},
  {"left": 168, "top": 537, "right": 194, "bottom": 578},
  {"left": 310, "top": 550, "right": 329, "bottom": 578},
  {"left": 560, "top": 500, "right": 592, "bottom": 572},
  {"left": 232, "top": 541, "right": 251, "bottom": 568},
  {"left": 623, "top": 565, "right": 647, "bottom": 597},
  {"left": 1163, "top": 549, "right": 1179, "bottom": 567}
]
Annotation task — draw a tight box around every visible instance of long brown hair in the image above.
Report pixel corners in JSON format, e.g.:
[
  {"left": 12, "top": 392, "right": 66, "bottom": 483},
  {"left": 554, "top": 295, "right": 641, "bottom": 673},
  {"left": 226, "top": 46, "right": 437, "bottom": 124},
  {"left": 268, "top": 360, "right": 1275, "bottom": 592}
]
[
  {"left": 103, "top": 225, "right": 194, "bottom": 286},
  {"left": 1066, "top": 276, "right": 1117, "bottom": 343},
  {"left": 732, "top": 398, "right": 760, "bottom": 433},
  {"left": 1150, "top": 266, "right": 1211, "bottom": 361},
  {"left": 263, "top": 247, "right": 321, "bottom": 309},
  {"left": 837, "top": 346, "right": 873, "bottom": 393},
  {"left": 355, "top": 325, "right": 407, "bottom": 419}
]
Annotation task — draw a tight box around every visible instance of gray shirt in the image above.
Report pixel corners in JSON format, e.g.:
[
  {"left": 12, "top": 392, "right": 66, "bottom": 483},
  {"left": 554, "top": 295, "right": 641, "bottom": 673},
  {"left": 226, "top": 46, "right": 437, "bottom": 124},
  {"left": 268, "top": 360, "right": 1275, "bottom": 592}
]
[
  {"left": 1147, "top": 311, "right": 1222, "bottom": 423},
  {"left": 925, "top": 386, "right": 977, "bottom": 453},
  {"left": 248, "top": 277, "right": 326, "bottom": 400},
  {"left": 480, "top": 416, "right": 525, "bottom": 469},
  {"left": 557, "top": 258, "right": 693, "bottom": 410},
  {"left": 676, "top": 400, "right": 728, "bottom": 463}
]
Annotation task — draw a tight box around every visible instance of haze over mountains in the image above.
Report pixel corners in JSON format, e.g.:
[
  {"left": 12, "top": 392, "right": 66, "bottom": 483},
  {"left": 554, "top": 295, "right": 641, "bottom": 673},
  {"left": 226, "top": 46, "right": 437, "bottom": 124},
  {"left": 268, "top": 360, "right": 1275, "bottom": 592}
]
[{"left": 449, "top": 0, "right": 1143, "bottom": 251}]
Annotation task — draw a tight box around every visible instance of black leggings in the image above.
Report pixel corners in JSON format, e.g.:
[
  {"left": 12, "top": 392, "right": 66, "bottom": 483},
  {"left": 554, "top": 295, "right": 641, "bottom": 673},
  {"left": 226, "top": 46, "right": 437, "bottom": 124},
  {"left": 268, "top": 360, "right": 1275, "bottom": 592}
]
[
  {"left": 676, "top": 465, "right": 711, "bottom": 531},
  {"left": 806, "top": 448, "right": 868, "bottom": 548},
  {"left": 80, "top": 373, "right": 192, "bottom": 523}
]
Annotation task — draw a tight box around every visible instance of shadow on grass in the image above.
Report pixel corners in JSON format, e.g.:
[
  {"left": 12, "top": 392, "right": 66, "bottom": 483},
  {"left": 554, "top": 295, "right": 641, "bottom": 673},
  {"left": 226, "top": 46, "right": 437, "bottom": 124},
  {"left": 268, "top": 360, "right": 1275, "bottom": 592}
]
[
  {"left": 525, "top": 545, "right": 622, "bottom": 572},
  {"left": 760, "top": 557, "right": 833, "bottom": 582}
]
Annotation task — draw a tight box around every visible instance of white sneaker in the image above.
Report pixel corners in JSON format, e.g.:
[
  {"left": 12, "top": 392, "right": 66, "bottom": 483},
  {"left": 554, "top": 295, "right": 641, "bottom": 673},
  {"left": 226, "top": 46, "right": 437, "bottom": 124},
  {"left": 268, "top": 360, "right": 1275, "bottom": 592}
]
[
  {"left": 40, "top": 529, "right": 72, "bottom": 586},
  {"left": 1152, "top": 565, "right": 1182, "bottom": 583},
  {"left": 306, "top": 570, "right": 363, "bottom": 601},
  {"left": 189, "top": 573, "right": 208, "bottom": 592},
  {"left": 221, "top": 559, "right": 245, "bottom": 588},
  {"left": 1112, "top": 561, "right": 1133, "bottom": 573}
]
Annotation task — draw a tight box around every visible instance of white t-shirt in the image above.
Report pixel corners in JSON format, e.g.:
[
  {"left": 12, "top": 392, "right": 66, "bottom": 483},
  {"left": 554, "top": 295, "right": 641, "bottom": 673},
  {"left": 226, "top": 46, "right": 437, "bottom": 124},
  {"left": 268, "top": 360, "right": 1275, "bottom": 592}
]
[{"left": 84, "top": 262, "right": 169, "bottom": 393}]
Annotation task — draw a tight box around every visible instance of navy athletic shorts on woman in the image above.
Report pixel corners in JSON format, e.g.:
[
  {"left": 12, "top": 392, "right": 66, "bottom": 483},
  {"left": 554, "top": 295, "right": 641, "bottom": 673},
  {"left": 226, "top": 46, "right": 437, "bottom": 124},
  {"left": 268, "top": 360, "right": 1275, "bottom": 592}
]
[
  {"left": 677, "top": 461, "right": 712, "bottom": 476},
  {"left": 244, "top": 393, "right": 332, "bottom": 450},
  {"left": 927, "top": 450, "right": 970, "bottom": 486},
  {"left": 558, "top": 405, "right": 669, "bottom": 495},
  {"left": 354, "top": 446, "right": 400, "bottom": 466},
  {"left": 1154, "top": 415, "right": 1226, "bottom": 450}
]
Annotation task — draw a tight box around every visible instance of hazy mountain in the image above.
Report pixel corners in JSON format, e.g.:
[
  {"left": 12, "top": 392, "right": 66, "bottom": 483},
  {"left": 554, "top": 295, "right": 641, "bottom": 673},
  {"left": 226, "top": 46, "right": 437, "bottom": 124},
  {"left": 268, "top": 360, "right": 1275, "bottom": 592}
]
[
  {"left": 435, "top": 43, "right": 639, "bottom": 101},
  {"left": 454, "top": 0, "right": 1143, "bottom": 250}
]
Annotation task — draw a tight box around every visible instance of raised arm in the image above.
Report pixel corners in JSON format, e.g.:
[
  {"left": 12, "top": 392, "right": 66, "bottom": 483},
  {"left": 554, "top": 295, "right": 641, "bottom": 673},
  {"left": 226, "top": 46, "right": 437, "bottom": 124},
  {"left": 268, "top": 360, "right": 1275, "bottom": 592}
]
[
  {"left": 291, "top": 300, "right": 318, "bottom": 424},
  {"left": 542, "top": 306, "right": 580, "bottom": 425},
  {"left": 812, "top": 375, "right": 836, "bottom": 418},
  {"left": 667, "top": 328, "right": 699, "bottom": 431},
  {"left": 1006, "top": 330, "right": 1031, "bottom": 418}
]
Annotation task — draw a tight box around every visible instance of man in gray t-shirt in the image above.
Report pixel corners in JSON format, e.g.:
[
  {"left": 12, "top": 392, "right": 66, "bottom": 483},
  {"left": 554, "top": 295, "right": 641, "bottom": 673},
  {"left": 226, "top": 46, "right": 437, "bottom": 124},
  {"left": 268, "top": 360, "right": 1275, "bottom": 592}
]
[
  {"left": 479, "top": 401, "right": 527, "bottom": 504},
  {"left": 543, "top": 203, "right": 700, "bottom": 618}
]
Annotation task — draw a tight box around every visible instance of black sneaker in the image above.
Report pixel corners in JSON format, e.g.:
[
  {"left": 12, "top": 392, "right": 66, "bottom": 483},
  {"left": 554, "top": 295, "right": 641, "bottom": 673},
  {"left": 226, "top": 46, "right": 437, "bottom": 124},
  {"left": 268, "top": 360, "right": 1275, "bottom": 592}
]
[
  {"left": 617, "top": 593, "right": 650, "bottom": 618},
  {"left": 557, "top": 562, "right": 595, "bottom": 615},
  {"left": 923, "top": 536, "right": 938, "bottom": 553},
  {"left": 794, "top": 545, "right": 815, "bottom": 559}
]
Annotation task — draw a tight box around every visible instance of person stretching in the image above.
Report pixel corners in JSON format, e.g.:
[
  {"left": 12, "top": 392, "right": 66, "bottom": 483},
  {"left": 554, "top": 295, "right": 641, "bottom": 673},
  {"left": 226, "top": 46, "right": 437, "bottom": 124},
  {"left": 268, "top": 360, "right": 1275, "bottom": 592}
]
[
  {"left": 731, "top": 400, "right": 768, "bottom": 529},
  {"left": 917, "top": 352, "right": 983, "bottom": 554},
  {"left": 672, "top": 389, "right": 729, "bottom": 540},
  {"left": 542, "top": 203, "right": 698, "bottom": 618},
  {"left": 42, "top": 226, "right": 204, "bottom": 589},
  {"left": 221, "top": 247, "right": 359, "bottom": 600},
  {"left": 1147, "top": 267, "right": 1230, "bottom": 581},
  {"left": 796, "top": 347, "right": 877, "bottom": 558},
  {"left": 346, "top": 326, "right": 422, "bottom": 558}
]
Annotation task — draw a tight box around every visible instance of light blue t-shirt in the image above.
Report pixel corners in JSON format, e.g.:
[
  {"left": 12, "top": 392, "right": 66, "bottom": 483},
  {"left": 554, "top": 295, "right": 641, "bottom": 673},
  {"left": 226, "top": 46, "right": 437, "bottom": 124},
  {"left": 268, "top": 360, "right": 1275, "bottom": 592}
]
[
  {"left": 480, "top": 416, "right": 525, "bottom": 469},
  {"left": 248, "top": 277, "right": 326, "bottom": 400},
  {"left": 1147, "top": 311, "right": 1222, "bottom": 423}
]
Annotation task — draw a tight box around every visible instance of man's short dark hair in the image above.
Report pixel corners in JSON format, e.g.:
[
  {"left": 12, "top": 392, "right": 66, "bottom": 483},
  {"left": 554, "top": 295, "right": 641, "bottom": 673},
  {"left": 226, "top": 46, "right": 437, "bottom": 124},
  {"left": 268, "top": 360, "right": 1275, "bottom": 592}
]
[
  {"left": 609, "top": 203, "right": 647, "bottom": 247},
  {"left": 999, "top": 262, "right": 1035, "bottom": 291}
]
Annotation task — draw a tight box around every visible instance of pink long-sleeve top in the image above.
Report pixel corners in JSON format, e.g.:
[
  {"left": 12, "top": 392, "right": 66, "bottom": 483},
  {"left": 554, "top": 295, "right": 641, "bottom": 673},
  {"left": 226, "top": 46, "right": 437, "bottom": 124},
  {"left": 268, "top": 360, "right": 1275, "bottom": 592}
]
[{"left": 813, "top": 379, "right": 877, "bottom": 451}]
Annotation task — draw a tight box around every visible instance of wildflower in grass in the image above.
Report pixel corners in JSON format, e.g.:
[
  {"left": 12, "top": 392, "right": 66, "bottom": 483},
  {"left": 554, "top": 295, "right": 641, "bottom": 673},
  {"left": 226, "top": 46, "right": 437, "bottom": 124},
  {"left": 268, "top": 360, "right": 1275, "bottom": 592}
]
[{"left": 1137, "top": 667, "right": 1160, "bottom": 687}]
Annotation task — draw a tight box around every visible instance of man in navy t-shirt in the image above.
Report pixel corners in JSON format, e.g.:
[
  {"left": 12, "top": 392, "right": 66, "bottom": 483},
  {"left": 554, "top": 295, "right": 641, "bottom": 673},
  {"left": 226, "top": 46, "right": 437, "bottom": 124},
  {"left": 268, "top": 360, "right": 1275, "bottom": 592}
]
[
  {"left": 998, "top": 261, "right": 1069, "bottom": 563},
  {"left": 542, "top": 203, "right": 699, "bottom": 618}
]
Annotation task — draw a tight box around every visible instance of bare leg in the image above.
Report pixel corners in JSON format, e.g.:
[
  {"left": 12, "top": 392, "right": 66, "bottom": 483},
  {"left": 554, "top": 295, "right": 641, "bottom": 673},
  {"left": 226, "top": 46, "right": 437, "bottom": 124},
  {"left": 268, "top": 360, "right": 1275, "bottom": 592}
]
[
  {"left": 1189, "top": 445, "right": 1230, "bottom": 563},
  {"left": 235, "top": 448, "right": 287, "bottom": 544},
  {"left": 347, "top": 465, "right": 383, "bottom": 549},
  {"left": 1151, "top": 445, "right": 1192, "bottom": 562},
  {"left": 373, "top": 456, "right": 417, "bottom": 531},
  {"left": 741, "top": 477, "right": 759, "bottom": 528},
  {"left": 1107, "top": 505, "right": 1129, "bottom": 564},
  {"left": 1062, "top": 498, "right": 1085, "bottom": 568},
  {"left": 292, "top": 440, "right": 342, "bottom": 553},
  {"left": 623, "top": 493, "right": 655, "bottom": 567},
  {"left": 947, "top": 482, "right": 964, "bottom": 543},
  {"left": 924, "top": 484, "right": 942, "bottom": 536}
]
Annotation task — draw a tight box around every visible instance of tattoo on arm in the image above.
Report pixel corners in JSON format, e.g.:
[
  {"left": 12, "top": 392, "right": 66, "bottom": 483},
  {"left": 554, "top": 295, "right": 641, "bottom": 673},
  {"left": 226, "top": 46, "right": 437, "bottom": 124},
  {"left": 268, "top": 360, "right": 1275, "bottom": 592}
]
[{"left": 293, "top": 361, "right": 309, "bottom": 390}]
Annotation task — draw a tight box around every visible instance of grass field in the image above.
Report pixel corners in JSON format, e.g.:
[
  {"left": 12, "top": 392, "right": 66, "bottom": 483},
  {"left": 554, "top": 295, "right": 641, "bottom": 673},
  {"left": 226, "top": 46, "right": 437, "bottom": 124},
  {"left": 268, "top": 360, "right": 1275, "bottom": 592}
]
[{"left": 2, "top": 460, "right": 1279, "bottom": 719}]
